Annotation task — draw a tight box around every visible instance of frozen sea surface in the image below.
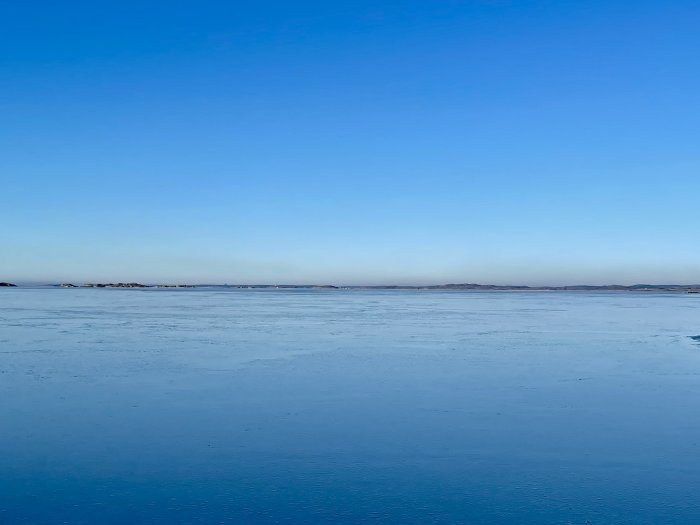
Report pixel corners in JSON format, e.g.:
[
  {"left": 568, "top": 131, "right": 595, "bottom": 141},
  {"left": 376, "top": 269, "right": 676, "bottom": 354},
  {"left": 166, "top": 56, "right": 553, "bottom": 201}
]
[{"left": 1, "top": 288, "right": 700, "bottom": 524}]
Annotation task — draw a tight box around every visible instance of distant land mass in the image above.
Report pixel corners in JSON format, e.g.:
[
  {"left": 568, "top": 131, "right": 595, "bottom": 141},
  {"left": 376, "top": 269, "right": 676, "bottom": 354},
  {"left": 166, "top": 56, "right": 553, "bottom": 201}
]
[{"left": 13, "top": 282, "right": 697, "bottom": 293}]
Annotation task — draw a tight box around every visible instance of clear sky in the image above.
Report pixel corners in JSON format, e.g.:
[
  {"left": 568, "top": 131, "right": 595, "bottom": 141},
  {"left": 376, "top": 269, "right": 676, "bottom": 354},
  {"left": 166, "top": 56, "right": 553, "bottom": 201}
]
[{"left": 2, "top": 1, "right": 699, "bottom": 285}]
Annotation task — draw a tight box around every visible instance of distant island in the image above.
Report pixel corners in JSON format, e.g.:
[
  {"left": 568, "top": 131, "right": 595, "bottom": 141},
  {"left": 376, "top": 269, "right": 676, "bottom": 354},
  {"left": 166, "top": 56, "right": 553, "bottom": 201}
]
[
  {"left": 1, "top": 281, "right": 697, "bottom": 292},
  {"left": 59, "top": 283, "right": 195, "bottom": 288},
  {"left": 26, "top": 282, "right": 700, "bottom": 292}
]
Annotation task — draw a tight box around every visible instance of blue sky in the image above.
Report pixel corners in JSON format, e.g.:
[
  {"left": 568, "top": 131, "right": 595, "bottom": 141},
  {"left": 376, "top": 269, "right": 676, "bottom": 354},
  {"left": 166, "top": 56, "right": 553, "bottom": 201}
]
[{"left": 2, "top": 1, "right": 699, "bottom": 284}]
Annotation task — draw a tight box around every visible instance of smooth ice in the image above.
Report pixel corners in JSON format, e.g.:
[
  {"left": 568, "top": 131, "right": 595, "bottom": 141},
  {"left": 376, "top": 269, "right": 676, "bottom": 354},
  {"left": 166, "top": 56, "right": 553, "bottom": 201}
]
[{"left": 2, "top": 288, "right": 700, "bottom": 524}]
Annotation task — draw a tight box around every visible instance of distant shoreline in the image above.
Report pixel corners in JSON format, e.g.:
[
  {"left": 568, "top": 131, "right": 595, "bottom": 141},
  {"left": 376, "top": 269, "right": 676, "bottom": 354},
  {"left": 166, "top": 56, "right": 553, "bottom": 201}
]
[{"left": 2, "top": 282, "right": 698, "bottom": 292}]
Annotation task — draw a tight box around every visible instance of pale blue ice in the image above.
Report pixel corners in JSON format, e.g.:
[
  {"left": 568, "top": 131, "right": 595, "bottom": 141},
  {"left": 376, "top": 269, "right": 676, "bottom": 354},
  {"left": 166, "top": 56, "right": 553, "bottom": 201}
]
[{"left": 2, "top": 288, "right": 700, "bottom": 524}]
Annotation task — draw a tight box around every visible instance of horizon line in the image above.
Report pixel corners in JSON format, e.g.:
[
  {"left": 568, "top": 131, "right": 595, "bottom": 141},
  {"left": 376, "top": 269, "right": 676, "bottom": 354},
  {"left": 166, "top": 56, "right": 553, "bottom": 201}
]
[{"left": 5, "top": 281, "right": 700, "bottom": 290}]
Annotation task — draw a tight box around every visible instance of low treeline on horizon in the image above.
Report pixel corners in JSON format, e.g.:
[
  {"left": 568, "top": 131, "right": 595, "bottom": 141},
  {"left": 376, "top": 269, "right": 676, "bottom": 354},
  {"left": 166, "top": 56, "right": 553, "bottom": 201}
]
[{"left": 2, "top": 282, "right": 700, "bottom": 292}]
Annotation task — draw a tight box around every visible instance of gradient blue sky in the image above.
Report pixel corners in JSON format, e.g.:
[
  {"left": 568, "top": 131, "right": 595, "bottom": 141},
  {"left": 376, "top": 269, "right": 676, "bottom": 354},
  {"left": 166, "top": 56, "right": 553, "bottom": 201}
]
[{"left": 2, "top": 1, "right": 699, "bottom": 285}]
